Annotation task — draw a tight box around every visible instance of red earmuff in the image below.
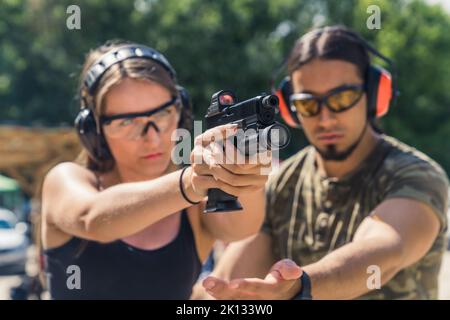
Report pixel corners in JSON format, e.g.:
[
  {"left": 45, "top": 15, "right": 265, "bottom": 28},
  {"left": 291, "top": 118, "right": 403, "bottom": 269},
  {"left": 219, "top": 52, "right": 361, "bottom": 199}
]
[
  {"left": 375, "top": 69, "right": 393, "bottom": 118},
  {"left": 366, "top": 65, "right": 395, "bottom": 119}
]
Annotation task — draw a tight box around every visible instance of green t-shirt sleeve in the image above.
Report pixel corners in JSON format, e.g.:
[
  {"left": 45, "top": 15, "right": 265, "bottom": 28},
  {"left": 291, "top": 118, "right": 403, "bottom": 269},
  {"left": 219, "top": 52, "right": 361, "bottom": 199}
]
[{"left": 383, "top": 159, "right": 449, "bottom": 232}]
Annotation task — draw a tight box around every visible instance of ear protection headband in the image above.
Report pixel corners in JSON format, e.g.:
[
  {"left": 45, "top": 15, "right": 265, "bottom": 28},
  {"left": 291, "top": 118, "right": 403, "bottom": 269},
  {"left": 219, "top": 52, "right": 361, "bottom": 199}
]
[
  {"left": 74, "top": 44, "right": 191, "bottom": 164},
  {"left": 273, "top": 27, "right": 399, "bottom": 128}
]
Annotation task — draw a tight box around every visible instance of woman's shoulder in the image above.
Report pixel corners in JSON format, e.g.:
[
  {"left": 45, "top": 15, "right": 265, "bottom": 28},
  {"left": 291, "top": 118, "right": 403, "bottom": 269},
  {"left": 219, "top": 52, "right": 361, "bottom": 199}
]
[
  {"left": 47, "top": 161, "right": 94, "bottom": 177},
  {"left": 44, "top": 162, "right": 97, "bottom": 183},
  {"left": 43, "top": 162, "right": 98, "bottom": 196}
]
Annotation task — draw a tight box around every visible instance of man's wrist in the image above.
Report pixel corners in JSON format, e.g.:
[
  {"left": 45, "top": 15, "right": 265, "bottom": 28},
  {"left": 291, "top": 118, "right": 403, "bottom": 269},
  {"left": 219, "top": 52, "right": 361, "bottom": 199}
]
[{"left": 291, "top": 271, "right": 312, "bottom": 300}]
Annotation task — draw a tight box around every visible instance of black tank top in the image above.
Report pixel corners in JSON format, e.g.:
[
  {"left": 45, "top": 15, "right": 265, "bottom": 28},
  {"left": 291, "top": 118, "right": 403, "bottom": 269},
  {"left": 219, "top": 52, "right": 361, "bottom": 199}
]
[{"left": 43, "top": 210, "right": 202, "bottom": 299}]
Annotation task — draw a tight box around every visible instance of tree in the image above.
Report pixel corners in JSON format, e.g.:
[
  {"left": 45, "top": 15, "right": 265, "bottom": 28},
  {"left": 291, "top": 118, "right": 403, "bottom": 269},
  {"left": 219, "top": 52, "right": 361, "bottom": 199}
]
[{"left": 1, "top": 0, "right": 449, "bottom": 174}]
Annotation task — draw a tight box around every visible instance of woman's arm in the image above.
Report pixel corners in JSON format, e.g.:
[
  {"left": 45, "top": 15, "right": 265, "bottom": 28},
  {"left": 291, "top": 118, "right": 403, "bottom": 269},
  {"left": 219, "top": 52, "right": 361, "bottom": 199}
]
[
  {"left": 42, "top": 162, "right": 204, "bottom": 243},
  {"left": 42, "top": 123, "right": 270, "bottom": 245}
]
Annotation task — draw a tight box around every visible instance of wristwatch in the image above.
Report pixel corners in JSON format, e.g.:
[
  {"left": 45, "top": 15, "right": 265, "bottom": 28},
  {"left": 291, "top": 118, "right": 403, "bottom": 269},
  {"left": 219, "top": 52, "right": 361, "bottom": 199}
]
[{"left": 292, "top": 271, "right": 312, "bottom": 300}]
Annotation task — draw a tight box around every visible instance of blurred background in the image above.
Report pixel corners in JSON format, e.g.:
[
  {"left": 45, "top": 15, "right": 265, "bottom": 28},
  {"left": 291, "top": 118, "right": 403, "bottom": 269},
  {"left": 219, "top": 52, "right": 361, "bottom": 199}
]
[{"left": 0, "top": 0, "right": 449, "bottom": 299}]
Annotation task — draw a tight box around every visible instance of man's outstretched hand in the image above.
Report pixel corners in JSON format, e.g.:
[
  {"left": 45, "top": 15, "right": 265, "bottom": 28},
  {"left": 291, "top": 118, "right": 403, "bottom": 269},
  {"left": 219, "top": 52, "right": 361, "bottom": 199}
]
[{"left": 202, "top": 259, "right": 303, "bottom": 300}]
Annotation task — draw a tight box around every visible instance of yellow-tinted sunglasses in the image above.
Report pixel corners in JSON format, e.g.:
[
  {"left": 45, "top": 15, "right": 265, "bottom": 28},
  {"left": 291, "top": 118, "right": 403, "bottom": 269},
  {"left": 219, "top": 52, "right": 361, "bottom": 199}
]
[{"left": 290, "top": 84, "right": 364, "bottom": 117}]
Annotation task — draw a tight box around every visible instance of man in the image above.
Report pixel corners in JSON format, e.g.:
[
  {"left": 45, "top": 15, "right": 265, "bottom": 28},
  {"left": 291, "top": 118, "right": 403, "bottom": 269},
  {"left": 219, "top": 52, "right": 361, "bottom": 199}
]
[{"left": 200, "top": 25, "right": 449, "bottom": 300}]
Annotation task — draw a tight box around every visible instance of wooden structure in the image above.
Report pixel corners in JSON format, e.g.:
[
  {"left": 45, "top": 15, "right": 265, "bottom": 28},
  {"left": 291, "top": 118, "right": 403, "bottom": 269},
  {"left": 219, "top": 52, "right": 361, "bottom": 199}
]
[{"left": 0, "top": 126, "right": 81, "bottom": 197}]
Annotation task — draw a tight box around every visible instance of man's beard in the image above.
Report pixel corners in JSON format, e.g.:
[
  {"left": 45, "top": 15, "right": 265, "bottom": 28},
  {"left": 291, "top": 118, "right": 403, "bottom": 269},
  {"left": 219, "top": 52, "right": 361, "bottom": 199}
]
[
  {"left": 314, "top": 141, "right": 360, "bottom": 161},
  {"left": 313, "top": 120, "right": 368, "bottom": 161}
]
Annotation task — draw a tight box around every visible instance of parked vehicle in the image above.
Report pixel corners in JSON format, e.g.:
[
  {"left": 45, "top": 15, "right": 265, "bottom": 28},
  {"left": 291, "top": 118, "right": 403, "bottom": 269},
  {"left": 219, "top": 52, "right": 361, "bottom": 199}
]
[
  {"left": 447, "top": 207, "right": 450, "bottom": 250},
  {"left": 0, "top": 208, "right": 28, "bottom": 275}
]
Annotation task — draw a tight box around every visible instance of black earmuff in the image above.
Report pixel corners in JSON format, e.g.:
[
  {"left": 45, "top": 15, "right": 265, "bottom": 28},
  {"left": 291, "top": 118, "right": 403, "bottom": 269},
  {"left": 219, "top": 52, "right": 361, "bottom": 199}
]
[
  {"left": 75, "top": 44, "right": 191, "bottom": 164},
  {"left": 74, "top": 106, "right": 113, "bottom": 163}
]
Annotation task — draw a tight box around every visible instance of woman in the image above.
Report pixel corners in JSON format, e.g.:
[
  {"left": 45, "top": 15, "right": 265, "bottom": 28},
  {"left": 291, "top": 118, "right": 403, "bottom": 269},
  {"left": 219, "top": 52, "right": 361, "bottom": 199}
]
[{"left": 40, "top": 40, "right": 269, "bottom": 299}]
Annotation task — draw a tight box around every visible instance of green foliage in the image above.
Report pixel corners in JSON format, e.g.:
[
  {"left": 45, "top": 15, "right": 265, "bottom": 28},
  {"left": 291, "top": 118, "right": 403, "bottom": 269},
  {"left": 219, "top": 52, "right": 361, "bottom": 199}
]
[{"left": 0, "top": 0, "right": 449, "bottom": 174}]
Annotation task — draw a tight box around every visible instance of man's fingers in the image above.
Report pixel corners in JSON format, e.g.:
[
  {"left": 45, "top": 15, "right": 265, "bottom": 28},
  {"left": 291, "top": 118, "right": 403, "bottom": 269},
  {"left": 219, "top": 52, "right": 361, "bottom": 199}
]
[
  {"left": 232, "top": 275, "right": 301, "bottom": 300},
  {"left": 229, "top": 278, "right": 272, "bottom": 295},
  {"left": 202, "top": 260, "right": 303, "bottom": 301},
  {"left": 269, "top": 259, "right": 303, "bottom": 281},
  {"left": 202, "top": 277, "right": 234, "bottom": 300},
  {"left": 203, "top": 277, "right": 265, "bottom": 300},
  {"left": 229, "top": 290, "right": 260, "bottom": 300}
]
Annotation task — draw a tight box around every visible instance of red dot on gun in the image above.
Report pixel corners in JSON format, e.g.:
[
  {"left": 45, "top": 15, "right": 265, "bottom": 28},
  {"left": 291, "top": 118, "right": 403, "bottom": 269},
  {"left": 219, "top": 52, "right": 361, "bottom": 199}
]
[{"left": 219, "top": 94, "right": 234, "bottom": 105}]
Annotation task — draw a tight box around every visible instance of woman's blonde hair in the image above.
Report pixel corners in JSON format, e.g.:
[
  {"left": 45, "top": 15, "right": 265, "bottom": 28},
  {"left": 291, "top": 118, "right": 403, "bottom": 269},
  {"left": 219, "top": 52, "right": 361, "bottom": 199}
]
[{"left": 75, "top": 40, "right": 192, "bottom": 173}]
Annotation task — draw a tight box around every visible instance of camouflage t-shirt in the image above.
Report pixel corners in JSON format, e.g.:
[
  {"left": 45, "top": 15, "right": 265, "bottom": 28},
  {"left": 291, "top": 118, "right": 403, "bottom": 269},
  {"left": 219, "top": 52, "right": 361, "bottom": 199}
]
[{"left": 262, "top": 135, "right": 449, "bottom": 299}]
